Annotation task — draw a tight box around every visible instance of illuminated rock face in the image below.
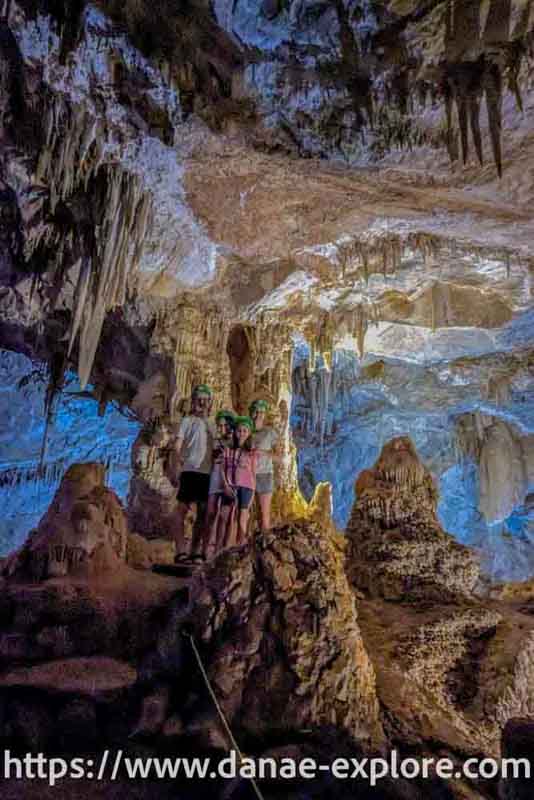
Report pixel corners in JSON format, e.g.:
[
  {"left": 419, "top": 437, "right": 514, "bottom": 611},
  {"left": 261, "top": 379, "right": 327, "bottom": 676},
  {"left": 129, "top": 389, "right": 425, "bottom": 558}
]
[
  {"left": 0, "top": 351, "right": 139, "bottom": 558},
  {"left": 294, "top": 344, "right": 534, "bottom": 584},
  {"left": 2, "top": 463, "right": 128, "bottom": 581},
  {"left": 346, "top": 437, "right": 481, "bottom": 601},
  {"left": 188, "top": 519, "right": 383, "bottom": 748},
  {"left": 0, "top": 1, "right": 534, "bottom": 578},
  {"left": 456, "top": 412, "right": 534, "bottom": 525}
]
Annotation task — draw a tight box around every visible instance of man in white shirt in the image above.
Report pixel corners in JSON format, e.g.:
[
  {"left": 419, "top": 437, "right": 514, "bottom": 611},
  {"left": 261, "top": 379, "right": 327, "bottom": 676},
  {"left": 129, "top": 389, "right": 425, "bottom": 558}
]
[{"left": 172, "top": 384, "right": 216, "bottom": 562}]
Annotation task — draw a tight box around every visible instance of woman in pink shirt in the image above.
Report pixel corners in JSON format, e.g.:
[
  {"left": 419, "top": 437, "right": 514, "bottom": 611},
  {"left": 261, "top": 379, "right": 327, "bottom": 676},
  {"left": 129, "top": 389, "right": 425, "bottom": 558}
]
[{"left": 221, "top": 416, "right": 258, "bottom": 547}]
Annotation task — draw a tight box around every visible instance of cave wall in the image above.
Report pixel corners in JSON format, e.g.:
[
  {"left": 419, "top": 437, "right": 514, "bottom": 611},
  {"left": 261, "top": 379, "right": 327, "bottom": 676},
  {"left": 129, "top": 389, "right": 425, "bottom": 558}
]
[
  {"left": 0, "top": 350, "right": 139, "bottom": 556},
  {"left": 293, "top": 343, "right": 534, "bottom": 582}
]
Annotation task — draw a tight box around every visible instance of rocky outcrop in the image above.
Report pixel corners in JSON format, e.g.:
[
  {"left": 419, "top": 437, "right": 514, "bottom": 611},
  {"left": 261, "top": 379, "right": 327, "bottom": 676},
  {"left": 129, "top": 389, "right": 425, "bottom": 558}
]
[
  {"left": 346, "top": 437, "right": 480, "bottom": 601},
  {"left": 357, "top": 595, "right": 534, "bottom": 761},
  {"left": 1, "top": 451, "right": 534, "bottom": 799},
  {"left": 188, "top": 520, "right": 383, "bottom": 748},
  {"left": 127, "top": 420, "right": 180, "bottom": 540},
  {"left": 2, "top": 463, "right": 128, "bottom": 581}
]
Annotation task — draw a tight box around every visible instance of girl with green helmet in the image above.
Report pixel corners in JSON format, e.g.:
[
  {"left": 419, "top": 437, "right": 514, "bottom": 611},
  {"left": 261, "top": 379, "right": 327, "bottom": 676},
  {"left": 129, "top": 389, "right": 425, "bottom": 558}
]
[
  {"left": 215, "top": 414, "right": 258, "bottom": 549},
  {"left": 206, "top": 409, "right": 237, "bottom": 554},
  {"left": 208, "top": 410, "right": 235, "bottom": 498},
  {"left": 249, "top": 399, "right": 279, "bottom": 533}
]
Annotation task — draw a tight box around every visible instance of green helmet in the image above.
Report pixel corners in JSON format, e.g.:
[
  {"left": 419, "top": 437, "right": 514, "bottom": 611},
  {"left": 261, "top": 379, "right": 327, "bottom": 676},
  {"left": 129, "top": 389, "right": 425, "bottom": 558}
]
[
  {"left": 249, "top": 399, "right": 269, "bottom": 415},
  {"left": 234, "top": 415, "right": 254, "bottom": 432},
  {"left": 216, "top": 409, "right": 236, "bottom": 426},
  {"left": 192, "top": 384, "right": 212, "bottom": 398}
]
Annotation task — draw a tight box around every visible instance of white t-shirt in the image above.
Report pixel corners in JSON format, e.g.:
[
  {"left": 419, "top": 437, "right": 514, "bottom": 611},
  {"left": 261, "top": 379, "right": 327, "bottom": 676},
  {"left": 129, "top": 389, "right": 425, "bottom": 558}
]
[
  {"left": 252, "top": 427, "right": 278, "bottom": 475},
  {"left": 177, "top": 416, "right": 216, "bottom": 475}
]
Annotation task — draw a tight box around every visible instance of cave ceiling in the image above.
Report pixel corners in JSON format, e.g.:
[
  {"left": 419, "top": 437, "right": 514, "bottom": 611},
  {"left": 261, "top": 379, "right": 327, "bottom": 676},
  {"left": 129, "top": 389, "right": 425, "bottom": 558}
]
[{"left": 0, "top": 0, "right": 533, "bottom": 390}]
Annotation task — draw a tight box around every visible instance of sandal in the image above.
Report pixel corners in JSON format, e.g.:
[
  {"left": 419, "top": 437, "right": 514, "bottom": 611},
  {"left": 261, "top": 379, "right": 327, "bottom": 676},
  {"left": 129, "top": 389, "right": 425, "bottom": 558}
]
[{"left": 174, "top": 553, "right": 192, "bottom": 564}]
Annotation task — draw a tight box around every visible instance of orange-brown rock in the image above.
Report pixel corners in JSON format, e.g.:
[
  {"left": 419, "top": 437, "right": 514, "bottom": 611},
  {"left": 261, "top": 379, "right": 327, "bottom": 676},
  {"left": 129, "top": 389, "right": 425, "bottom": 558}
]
[
  {"left": 357, "top": 594, "right": 534, "bottom": 760},
  {"left": 2, "top": 463, "right": 128, "bottom": 581},
  {"left": 347, "top": 437, "right": 480, "bottom": 601},
  {"left": 188, "top": 520, "right": 383, "bottom": 749}
]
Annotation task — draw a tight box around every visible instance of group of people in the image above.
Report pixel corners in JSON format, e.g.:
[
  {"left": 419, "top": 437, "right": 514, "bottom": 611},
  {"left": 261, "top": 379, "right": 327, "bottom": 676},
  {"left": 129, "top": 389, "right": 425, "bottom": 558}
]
[{"left": 172, "top": 385, "right": 279, "bottom": 564}]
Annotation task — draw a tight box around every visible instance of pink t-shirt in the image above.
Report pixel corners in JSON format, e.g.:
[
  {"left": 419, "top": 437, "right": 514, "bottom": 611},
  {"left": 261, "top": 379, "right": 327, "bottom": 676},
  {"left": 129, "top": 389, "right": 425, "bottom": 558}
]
[{"left": 223, "top": 447, "right": 258, "bottom": 491}]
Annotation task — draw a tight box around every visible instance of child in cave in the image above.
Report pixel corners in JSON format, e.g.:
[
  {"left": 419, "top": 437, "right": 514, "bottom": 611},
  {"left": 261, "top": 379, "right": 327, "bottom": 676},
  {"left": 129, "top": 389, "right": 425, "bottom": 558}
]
[
  {"left": 250, "top": 399, "right": 279, "bottom": 532},
  {"left": 220, "top": 416, "right": 259, "bottom": 548},
  {"left": 205, "top": 408, "right": 236, "bottom": 555}
]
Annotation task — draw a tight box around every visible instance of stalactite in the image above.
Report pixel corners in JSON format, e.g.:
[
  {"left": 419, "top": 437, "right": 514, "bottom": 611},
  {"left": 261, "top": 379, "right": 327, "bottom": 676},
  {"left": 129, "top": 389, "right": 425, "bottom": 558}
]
[
  {"left": 348, "top": 302, "right": 378, "bottom": 360},
  {"left": 318, "top": 364, "right": 331, "bottom": 447},
  {"left": 35, "top": 352, "right": 66, "bottom": 480},
  {"left": 484, "top": 61, "right": 503, "bottom": 178},
  {"left": 431, "top": 282, "right": 438, "bottom": 332},
  {"left": 308, "top": 339, "right": 317, "bottom": 373},
  {"left": 72, "top": 168, "right": 153, "bottom": 388},
  {"left": 316, "top": 314, "right": 334, "bottom": 373},
  {"left": 32, "top": 95, "right": 154, "bottom": 389}
]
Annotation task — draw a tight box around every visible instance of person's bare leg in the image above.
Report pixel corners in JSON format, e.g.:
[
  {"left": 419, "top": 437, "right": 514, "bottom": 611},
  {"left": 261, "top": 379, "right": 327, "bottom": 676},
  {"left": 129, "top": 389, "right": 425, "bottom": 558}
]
[
  {"left": 218, "top": 504, "right": 231, "bottom": 550},
  {"left": 258, "top": 492, "right": 272, "bottom": 532},
  {"left": 222, "top": 504, "right": 238, "bottom": 550},
  {"left": 173, "top": 501, "right": 191, "bottom": 556},
  {"left": 191, "top": 500, "right": 208, "bottom": 558},
  {"left": 204, "top": 495, "right": 219, "bottom": 559},
  {"left": 237, "top": 509, "right": 250, "bottom": 546}
]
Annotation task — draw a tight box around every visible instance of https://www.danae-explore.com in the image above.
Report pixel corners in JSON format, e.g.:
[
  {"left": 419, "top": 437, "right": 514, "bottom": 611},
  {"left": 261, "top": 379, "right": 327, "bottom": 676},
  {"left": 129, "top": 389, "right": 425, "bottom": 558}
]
[{"left": 2, "top": 748, "right": 531, "bottom": 788}]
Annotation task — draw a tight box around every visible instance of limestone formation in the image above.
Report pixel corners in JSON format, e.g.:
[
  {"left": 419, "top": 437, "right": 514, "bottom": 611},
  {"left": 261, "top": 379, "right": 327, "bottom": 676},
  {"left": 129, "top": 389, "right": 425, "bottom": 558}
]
[
  {"left": 2, "top": 463, "right": 128, "bottom": 581},
  {"left": 346, "top": 437, "right": 480, "bottom": 601},
  {"left": 455, "top": 412, "right": 534, "bottom": 524},
  {"left": 357, "top": 595, "right": 534, "bottom": 759},
  {"left": 127, "top": 421, "right": 180, "bottom": 541},
  {"left": 1, "top": 3, "right": 534, "bottom": 797},
  {"left": 188, "top": 520, "right": 383, "bottom": 749}
]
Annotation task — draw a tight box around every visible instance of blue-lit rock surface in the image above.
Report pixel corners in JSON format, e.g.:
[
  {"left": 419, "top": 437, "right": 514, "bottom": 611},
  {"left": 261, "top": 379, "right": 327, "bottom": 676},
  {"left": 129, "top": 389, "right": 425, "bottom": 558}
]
[
  {"left": 0, "top": 351, "right": 139, "bottom": 557},
  {"left": 293, "top": 336, "right": 534, "bottom": 583}
]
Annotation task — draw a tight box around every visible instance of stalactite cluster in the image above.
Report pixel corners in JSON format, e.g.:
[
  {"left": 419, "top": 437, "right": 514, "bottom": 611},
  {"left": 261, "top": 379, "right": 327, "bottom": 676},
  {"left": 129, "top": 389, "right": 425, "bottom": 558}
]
[
  {"left": 69, "top": 167, "right": 152, "bottom": 389},
  {"left": 152, "top": 302, "right": 233, "bottom": 419},
  {"left": 336, "top": 231, "right": 448, "bottom": 285},
  {"left": 24, "top": 95, "right": 154, "bottom": 390},
  {"left": 0, "top": 460, "right": 65, "bottom": 488},
  {"left": 33, "top": 99, "right": 104, "bottom": 221},
  {"left": 371, "top": 0, "right": 534, "bottom": 174}
]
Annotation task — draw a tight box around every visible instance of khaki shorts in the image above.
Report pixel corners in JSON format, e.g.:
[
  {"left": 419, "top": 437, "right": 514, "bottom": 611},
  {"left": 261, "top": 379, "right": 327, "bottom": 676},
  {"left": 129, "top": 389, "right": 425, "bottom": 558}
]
[{"left": 256, "top": 473, "right": 274, "bottom": 495}]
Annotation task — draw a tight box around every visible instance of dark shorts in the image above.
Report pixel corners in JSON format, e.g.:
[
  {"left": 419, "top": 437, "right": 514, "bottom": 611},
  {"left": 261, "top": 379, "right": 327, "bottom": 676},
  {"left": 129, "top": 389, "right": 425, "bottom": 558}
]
[
  {"left": 178, "top": 471, "right": 210, "bottom": 505},
  {"left": 219, "top": 487, "right": 255, "bottom": 511}
]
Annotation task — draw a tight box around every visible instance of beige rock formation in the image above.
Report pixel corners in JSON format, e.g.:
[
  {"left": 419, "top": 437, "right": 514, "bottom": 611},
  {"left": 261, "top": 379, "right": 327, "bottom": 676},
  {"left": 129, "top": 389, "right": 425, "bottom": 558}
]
[
  {"left": 2, "top": 463, "right": 128, "bottom": 581},
  {"left": 456, "top": 412, "right": 534, "bottom": 523},
  {"left": 357, "top": 596, "right": 534, "bottom": 758},
  {"left": 346, "top": 437, "right": 480, "bottom": 601},
  {"left": 189, "top": 520, "right": 383, "bottom": 748},
  {"left": 345, "top": 438, "right": 534, "bottom": 757}
]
